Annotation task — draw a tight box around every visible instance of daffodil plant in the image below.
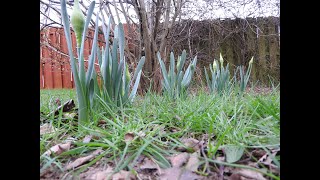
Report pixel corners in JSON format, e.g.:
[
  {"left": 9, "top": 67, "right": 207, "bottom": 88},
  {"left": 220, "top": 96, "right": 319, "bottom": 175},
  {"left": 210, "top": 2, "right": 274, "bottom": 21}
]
[
  {"left": 236, "top": 57, "right": 254, "bottom": 93},
  {"left": 60, "top": 0, "right": 145, "bottom": 127},
  {"left": 157, "top": 50, "right": 197, "bottom": 99},
  {"left": 204, "top": 53, "right": 232, "bottom": 95}
]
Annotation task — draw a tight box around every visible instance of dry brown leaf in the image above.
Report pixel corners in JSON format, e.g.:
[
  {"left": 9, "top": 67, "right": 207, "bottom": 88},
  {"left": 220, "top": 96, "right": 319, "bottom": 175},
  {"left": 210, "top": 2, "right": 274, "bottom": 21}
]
[
  {"left": 40, "top": 123, "right": 56, "bottom": 135},
  {"left": 185, "top": 152, "right": 200, "bottom": 172},
  {"left": 64, "top": 149, "right": 103, "bottom": 170},
  {"left": 124, "top": 132, "right": 135, "bottom": 142},
  {"left": 180, "top": 169, "right": 204, "bottom": 180},
  {"left": 216, "top": 156, "right": 225, "bottom": 162},
  {"left": 63, "top": 112, "right": 77, "bottom": 119},
  {"left": 85, "top": 166, "right": 114, "bottom": 180},
  {"left": 173, "top": 115, "right": 182, "bottom": 121},
  {"left": 137, "top": 131, "right": 146, "bottom": 138},
  {"left": 229, "top": 173, "right": 242, "bottom": 180},
  {"left": 177, "top": 138, "right": 202, "bottom": 152},
  {"left": 170, "top": 152, "right": 190, "bottom": 167},
  {"left": 112, "top": 170, "right": 136, "bottom": 180},
  {"left": 233, "top": 169, "right": 267, "bottom": 180},
  {"left": 160, "top": 167, "right": 203, "bottom": 180},
  {"left": 159, "top": 167, "right": 182, "bottom": 180},
  {"left": 82, "top": 135, "right": 92, "bottom": 143},
  {"left": 43, "top": 142, "right": 71, "bottom": 156},
  {"left": 251, "top": 149, "right": 266, "bottom": 158},
  {"left": 257, "top": 154, "right": 268, "bottom": 164},
  {"left": 140, "top": 157, "right": 158, "bottom": 170}
]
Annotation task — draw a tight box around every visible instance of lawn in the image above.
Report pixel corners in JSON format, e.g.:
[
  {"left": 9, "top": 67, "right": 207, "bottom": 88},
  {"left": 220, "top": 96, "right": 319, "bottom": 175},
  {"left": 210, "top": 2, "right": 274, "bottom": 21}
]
[{"left": 40, "top": 87, "right": 280, "bottom": 179}]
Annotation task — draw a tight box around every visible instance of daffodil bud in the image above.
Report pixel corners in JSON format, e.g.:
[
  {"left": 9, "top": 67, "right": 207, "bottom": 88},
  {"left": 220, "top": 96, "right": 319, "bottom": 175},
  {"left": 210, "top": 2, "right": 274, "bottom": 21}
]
[
  {"left": 70, "top": 0, "right": 85, "bottom": 47},
  {"left": 249, "top": 57, "right": 254, "bottom": 65},
  {"left": 219, "top": 53, "right": 224, "bottom": 67},
  {"left": 212, "top": 60, "right": 217, "bottom": 71}
]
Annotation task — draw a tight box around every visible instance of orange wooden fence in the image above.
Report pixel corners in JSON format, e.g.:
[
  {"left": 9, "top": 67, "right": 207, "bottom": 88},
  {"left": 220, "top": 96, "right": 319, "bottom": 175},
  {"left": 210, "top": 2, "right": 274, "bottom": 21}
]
[{"left": 40, "top": 25, "right": 136, "bottom": 89}]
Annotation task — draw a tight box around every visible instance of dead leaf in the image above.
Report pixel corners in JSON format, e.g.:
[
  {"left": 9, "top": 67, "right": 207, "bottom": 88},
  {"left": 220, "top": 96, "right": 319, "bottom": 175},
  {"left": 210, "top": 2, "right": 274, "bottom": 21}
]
[
  {"left": 170, "top": 152, "right": 190, "bottom": 167},
  {"left": 180, "top": 169, "right": 204, "bottom": 180},
  {"left": 173, "top": 115, "right": 182, "bottom": 121},
  {"left": 216, "top": 156, "right": 225, "bottom": 162},
  {"left": 98, "top": 119, "right": 107, "bottom": 125},
  {"left": 43, "top": 142, "right": 71, "bottom": 156},
  {"left": 233, "top": 169, "right": 267, "bottom": 180},
  {"left": 185, "top": 152, "right": 200, "bottom": 172},
  {"left": 40, "top": 123, "right": 56, "bottom": 135},
  {"left": 159, "top": 167, "right": 182, "bottom": 180},
  {"left": 64, "top": 136, "right": 77, "bottom": 143},
  {"left": 124, "top": 132, "right": 135, "bottom": 142},
  {"left": 82, "top": 135, "right": 92, "bottom": 143},
  {"left": 177, "top": 138, "right": 202, "bottom": 152},
  {"left": 112, "top": 170, "right": 136, "bottom": 180},
  {"left": 47, "top": 99, "right": 75, "bottom": 117},
  {"left": 229, "top": 173, "right": 242, "bottom": 180},
  {"left": 251, "top": 149, "right": 266, "bottom": 158},
  {"left": 140, "top": 157, "right": 158, "bottom": 170},
  {"left": 64, "top": 149, "right": 103, "bottom": 170},
  {"left": 137, "top": 131, "right": 146, "bottom": 138},
  {"left": 63, "top": 112, "right": 77, "bottom": 119},
  {"left": 85, "top": 166, "right": 114, "bottom": 180},
  {"left": 160, "top": 167, "right": 203, "bottom": 180}
]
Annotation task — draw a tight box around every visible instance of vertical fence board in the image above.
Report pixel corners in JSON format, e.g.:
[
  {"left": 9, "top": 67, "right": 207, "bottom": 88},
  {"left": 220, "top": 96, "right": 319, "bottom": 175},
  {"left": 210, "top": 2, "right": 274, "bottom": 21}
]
[
  {"left": 49, "top": 29, "right": 63, "bottom": 88},
  {"left": 59, "top": 29, "right": 73, "bottom": 88},
  {"left": 43, "top": 46, "right": 54, "bottom": 89}
]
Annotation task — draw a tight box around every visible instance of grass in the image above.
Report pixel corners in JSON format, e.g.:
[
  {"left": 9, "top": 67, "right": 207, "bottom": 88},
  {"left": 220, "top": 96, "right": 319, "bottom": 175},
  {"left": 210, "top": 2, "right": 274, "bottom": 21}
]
[{"left": 40, "top": 87, "right": 280, "bottom": 179}]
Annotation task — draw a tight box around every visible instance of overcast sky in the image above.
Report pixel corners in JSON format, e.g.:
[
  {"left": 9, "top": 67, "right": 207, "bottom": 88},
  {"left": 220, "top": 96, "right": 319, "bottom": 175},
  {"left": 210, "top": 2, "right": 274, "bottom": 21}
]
[{"left": 40, "top": 0, "right": 279, "bottom": 27}]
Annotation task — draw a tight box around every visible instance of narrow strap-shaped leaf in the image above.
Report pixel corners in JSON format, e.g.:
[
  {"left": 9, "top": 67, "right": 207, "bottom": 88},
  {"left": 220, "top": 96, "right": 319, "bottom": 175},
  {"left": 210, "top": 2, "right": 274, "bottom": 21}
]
[
  {"left": 132, "top": 56, "right": 146, "bottom": 81},
  {"left": 106, "top": 49, "right": 113, "bottom": 96},
  {"left": 78, "top": 1, "right": 96, "bottom": 88},
  {"left": 170, "top": 52, "right": 175, "bottom": 92},
  {"left": 97, "top": 46, "right": 102, "bottom": 67},
  {"left": 117, "top": 23, "right": 125, "bottom": 63},
  {"left": 114, "top": 58, "right": 124, "bottom": 103},
  {"left": 177, "top": 50, "right": 187, "bottom": 74},
  {"left": 176, "top": 71, "right": 184, "bottom": 96},
  {"left": 86, "top": 12, "right": 99, "bottom": 86},
  {"left": 60, "top": 0, "right": 87, "bottom": 122},
  {"left": 101, "top": 18, "right": 111, "bottom": 88},
  {"left": 92, "top": 70, "right": 101, "bottom": 98},
  {"left": 157, "top": 52, "right": 170, "bottom": 91},
  {"left": 204, "top": 67, "right": 212, "bottom": 92},
  {"left": 111, "top": 38, "right": 119, "bottom": 83},
  {"left": 88, "top": 78, "right": 95, "bottom": 109},
  {"left": 129, "top": 70, "right": 142, "bottom": 102}
]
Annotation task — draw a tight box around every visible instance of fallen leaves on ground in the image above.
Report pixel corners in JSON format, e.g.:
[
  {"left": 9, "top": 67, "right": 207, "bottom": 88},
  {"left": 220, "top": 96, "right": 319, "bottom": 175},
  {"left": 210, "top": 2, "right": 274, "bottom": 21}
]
[
  {"left": 185, "top": 152, "right": 200, "bottom": 172},
  {"left": 230, "top": 168, "right": 267, "bottom": 180},
  {"left": 40, "top": 123, "right": 56, "bottom": 135},
  {"left": 124, "top": 132, "right": 135, "bottom": 142},
  {"left": 42, "top": 142, "right": 71, "bottom": 156},
  {"left": 82, "top": 135, "right": 92, "bottom": 143},
  {"left": 64, "top": 149, "right": 103, "bottom": 170},
  {"left": 170, "top": 152, "right": 190, "bottom": 167},
  {"left": 112, "top": 170, "right": 136, "bottom": 180},
  {"left": 80, "top": 166, "right": 114, "bottom": 180},
  {"left": 177, "top": 138, "right": 203, "bottom": 152}
]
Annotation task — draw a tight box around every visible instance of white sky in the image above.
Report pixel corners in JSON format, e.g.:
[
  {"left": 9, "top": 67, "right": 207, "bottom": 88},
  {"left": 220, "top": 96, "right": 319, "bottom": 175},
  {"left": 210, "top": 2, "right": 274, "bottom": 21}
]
[{"left": 40, "top": 0, "right": 279, "bottom": 27}]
